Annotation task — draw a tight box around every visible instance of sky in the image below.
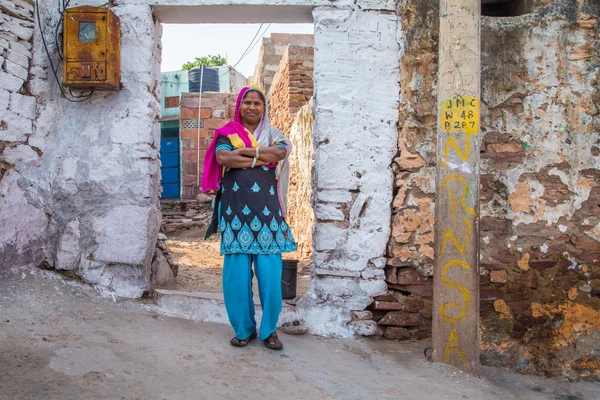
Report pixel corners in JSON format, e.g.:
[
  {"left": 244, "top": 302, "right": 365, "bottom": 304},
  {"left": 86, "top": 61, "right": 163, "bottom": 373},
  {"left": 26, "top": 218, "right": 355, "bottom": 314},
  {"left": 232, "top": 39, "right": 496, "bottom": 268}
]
[{"left": 160, "top": 23, "right": 314, "bottom": 78}]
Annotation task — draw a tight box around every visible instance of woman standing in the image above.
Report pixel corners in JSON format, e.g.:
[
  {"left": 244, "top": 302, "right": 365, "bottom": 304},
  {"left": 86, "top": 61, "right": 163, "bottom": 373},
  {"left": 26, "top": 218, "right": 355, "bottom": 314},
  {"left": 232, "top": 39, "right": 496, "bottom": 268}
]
[{"left": 202, "top": 86, "right": 297, "bottom": 350}]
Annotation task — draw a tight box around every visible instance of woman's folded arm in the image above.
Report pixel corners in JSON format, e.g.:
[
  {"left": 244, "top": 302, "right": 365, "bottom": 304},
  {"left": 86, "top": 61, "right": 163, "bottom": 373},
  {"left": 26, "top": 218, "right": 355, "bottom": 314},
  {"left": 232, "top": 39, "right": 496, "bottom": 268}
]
[
  {"left": 216, "top": 149, "right": 268, "bottom": 168},
  {"left": 235, "top": 145, "right": 286, "bottom": 163}
]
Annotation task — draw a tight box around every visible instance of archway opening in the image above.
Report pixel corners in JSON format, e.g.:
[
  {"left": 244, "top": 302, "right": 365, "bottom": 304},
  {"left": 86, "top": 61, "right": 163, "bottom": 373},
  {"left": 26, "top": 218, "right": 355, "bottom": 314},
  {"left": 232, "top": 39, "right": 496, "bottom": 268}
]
[{"left": 154, "top": 18, "right": 316, "bottom": 306}]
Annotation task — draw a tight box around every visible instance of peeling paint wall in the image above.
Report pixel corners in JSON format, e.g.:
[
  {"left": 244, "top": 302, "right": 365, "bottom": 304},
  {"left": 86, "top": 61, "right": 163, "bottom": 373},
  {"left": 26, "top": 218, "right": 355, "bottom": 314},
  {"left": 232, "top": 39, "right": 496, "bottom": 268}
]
[
  {"left": 478, "top": 0, "right": 600, "bottom": 380},
  {"left": 387, "top": 0, "right": 600, "bottom": 379}
]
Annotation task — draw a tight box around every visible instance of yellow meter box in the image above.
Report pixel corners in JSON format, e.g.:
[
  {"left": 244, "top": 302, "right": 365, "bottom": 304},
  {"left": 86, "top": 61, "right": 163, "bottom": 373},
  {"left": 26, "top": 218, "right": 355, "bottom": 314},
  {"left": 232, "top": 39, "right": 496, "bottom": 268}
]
[{"left": 62, "top": 6, "right": 120, "bottom": 90}]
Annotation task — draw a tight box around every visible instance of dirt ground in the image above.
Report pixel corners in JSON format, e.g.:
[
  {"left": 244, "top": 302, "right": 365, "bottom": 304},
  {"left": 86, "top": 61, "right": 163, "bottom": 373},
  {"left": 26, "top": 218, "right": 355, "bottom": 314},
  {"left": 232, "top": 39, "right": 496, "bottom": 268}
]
[
  {"left": 164, "top": 228, "right": 312, "bottom": 298},
  {"left": 2, "top": 268, "right": 599, "bottom": 400}
]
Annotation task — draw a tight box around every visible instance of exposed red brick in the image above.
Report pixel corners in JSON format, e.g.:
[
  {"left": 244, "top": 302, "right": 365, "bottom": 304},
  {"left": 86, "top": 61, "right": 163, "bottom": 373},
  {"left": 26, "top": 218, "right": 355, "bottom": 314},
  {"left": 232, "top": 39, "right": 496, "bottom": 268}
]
[
  {"left": 480, "top": 274, "right": 491, "bottom": 285},
  {"left": 372, "top": 299, "right": 424, "bottom": 312},
  {"left": 375, "top": 292, "right": 396, "bottom": 302},
  {"left": 180, "top": 128, "right": 210, "bottom": 139},
  {"left": 388, "top": 284, "right": 433, "bottom": 298},
  {"left": 480, "top": 289, "right": 504, "bottom": 301},
  {"left": 183, "top": 162, "right": 197, "bottom": 175},
  {"left": 181, "top": 150, "right": 196, "bottom": 162},
  {"left": 181, "top": 137, "right": 195, "bottom": 150},
  {"left": 508, "top": 301, "right": 529, "bottom": 315},
  {"left": 181, "top": 95, "right": 227, "bottom": 109},
  {"left": 181, "top": 174, "right": 196, "bottom": 186},
  {"left": 385, "top": 265, "right": 397, "bottom": 284},
  {"left": 203, "top": 118, "right": 228, "bottom": 130},
  {"left": 408, "top": 327, "right": 432, "bottom": 340},
  {"left": 181, "top": 185, "right": 196, "bottom": 199},
  {"left": 378, "top": 311, "right": 422, "bottom": 327},
  {"left": 384, "top": 327, "right": 410, "bottom": 340},
  {"left": 180, "top": 107, "right": 212, "bottom": 119},
  {"left": 529, "top": 260, "right": 557, "bottom": 271},
  {"left": 490, "top": 270, "right": 508, "bottom": 283},
  {"left": 481, "top": 217, "right": 510, "bottom": 233},
  {"left": 575, "top": 235, "right": 600, "bottom": 250},
  {"left": 487, "top": 142, "right": 523, "bottom": 153},
  {"left": 397, "top": 268, "right": 428, "bottom": 285},
  {"left": 480, "top": 174, "right": 494, "bottom": 202},
  {"left": 525, "top": 270, "right": 537, "bottom": 289}
]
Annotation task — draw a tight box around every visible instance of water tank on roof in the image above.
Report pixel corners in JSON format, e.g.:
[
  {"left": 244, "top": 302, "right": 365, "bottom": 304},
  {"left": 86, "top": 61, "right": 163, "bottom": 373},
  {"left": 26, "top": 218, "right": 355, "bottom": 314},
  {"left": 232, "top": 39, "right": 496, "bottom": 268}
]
[{"left": 188, "top": 67, "right": 220, "bottom": 93}]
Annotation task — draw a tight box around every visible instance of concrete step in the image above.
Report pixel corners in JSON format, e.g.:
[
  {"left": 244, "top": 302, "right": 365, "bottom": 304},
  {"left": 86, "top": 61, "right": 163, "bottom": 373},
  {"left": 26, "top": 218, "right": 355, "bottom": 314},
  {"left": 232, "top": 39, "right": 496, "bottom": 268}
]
[{"left": 153, "top": 289, "right": 302, "bottom": 327}]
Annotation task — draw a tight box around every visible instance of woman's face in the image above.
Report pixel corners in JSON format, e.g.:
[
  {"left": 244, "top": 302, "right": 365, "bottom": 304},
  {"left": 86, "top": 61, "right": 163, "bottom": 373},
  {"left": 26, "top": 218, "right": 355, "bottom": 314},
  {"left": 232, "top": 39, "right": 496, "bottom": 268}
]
[{"left": 240, "top": 91, "right": 265, "bottom": 125}]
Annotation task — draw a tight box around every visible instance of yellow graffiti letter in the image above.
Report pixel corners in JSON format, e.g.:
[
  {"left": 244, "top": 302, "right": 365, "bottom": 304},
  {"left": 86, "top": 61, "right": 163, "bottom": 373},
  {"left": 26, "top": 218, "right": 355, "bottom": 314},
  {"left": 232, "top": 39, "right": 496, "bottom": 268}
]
[
  {"left": 444, "top": 328, "right": 467, "bottom": 366},
  {"left": 441, "top": 174, "right": 477, "bottom": 220},
  {"left": 439, "top": 260, "right": 471, "bottom": 323},
  {"left": 442, "top": 131, "right": 471, "bottom": 163},
  {"left": 438, "top": 218, "right": 472, "bottom": 260}
]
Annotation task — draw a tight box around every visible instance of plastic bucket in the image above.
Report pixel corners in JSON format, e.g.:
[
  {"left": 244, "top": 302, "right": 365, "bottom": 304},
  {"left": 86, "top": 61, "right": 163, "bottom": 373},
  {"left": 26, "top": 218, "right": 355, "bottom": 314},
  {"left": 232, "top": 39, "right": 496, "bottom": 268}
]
[{"left": 281, "top": 260, "right": 299, "bottom": 299}]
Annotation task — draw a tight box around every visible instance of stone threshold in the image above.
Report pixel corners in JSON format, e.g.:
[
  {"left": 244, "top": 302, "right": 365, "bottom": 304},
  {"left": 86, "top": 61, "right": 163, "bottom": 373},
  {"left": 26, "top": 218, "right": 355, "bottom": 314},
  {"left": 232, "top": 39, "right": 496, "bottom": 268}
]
[{"left": 153, "top": 289, "right": 302, "bottom": 327}]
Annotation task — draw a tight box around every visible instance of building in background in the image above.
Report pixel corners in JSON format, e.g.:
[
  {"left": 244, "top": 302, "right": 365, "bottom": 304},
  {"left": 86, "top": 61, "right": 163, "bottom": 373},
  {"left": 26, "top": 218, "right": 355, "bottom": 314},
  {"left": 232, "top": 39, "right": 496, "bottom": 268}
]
[
  {"left": 249, "top": 33, "right": 314, "bottom": 96},
  {"left": 159, "top": 66, "right": 246, "bottom": 199}
]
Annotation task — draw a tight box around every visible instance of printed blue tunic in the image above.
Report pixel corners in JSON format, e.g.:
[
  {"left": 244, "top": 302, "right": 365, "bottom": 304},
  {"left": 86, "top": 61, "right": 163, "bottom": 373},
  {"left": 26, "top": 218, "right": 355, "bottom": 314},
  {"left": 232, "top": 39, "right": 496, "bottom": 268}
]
[{"left": 216, "top": 136, "right": 297, "bottom": 255}]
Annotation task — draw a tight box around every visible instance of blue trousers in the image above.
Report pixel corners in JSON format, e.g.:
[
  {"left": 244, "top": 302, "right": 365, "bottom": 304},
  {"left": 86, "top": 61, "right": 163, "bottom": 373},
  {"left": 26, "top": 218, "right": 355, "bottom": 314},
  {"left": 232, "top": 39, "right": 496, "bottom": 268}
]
[{"left": 222, "top": 253, "right": 282, "bottom": 341}]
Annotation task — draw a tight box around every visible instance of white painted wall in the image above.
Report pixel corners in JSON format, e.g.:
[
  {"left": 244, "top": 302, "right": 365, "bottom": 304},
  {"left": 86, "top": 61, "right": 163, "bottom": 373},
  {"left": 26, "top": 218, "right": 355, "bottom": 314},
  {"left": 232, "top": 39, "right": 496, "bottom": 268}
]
[
  {"left": 298, "top": 6, "right": 400, "bottom": 337},
  {"left": 28, "top": 1, "right": 163, "bottom": 297}
]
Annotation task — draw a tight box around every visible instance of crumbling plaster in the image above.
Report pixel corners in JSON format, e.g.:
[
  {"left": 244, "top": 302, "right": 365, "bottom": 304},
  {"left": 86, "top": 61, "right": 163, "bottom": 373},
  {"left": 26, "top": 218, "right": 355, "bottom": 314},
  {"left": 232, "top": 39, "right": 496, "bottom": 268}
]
[
  {"left": 8, "top": 0, "right": 401, "bottom": 337},
  {"left": 297, "top": 5, "right": 400, "bottom": 337},
  {"left": 386, "top": 0, "right": 600, "bottom": 378}
]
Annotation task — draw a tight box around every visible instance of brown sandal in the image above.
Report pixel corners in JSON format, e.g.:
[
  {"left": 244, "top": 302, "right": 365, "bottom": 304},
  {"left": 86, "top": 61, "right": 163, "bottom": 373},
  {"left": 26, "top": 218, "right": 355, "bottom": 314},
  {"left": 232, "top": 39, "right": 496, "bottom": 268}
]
[
  {"left": 230, "top": 330, "right": 257, "bottom": 347},
  {"left": 264, "top": 332, "right": 283, "bottom": 350}
]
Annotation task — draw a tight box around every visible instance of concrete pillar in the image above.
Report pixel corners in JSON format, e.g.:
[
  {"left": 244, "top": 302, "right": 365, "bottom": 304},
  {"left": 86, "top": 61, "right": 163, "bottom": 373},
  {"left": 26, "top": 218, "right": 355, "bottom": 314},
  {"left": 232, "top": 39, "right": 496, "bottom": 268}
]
[{"left": 432, "top": 0, "right": 481, "bottom": 375}]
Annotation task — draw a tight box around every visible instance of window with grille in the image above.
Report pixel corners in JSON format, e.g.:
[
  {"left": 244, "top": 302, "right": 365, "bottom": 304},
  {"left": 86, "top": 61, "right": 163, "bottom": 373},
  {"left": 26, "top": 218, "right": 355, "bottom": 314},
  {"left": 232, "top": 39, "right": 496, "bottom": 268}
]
[{"left": 182, "top": 119, "right": 203, "bottom": 129}]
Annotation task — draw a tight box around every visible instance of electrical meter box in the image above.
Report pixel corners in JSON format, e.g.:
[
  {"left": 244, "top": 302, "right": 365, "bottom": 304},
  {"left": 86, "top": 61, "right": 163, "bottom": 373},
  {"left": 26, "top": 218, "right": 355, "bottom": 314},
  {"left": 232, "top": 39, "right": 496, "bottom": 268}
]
[{"left": 62, "top": 6, "right": 121, "bottom": 90}]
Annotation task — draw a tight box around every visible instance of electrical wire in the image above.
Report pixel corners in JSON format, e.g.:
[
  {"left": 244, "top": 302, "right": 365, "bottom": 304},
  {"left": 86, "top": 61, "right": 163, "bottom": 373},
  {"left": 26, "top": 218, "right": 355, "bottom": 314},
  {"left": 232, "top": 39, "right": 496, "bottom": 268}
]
[
  {"left": 221, "top": 23, "right": 271, "bottom": 77},
  {"left": 55, "top": 0, "right": 71, "bottom": 61},
  {"left": 35, "top": 0, "right": 94, "bottom": 102},
  {"left": 239, "top": 23, "right": 271, "bottom": 66},
  {"left": 230, "top": 23, "right": 263, "bottom": 69}
]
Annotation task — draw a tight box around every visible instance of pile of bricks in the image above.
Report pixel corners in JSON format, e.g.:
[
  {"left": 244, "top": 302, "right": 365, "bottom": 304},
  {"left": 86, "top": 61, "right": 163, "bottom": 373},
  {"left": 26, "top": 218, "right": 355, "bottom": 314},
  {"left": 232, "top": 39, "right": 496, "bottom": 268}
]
[
  {"left": 374, "top": 263, "right": 433, "bottom": 340},
  {"left": 160, "top": 198, "right": 212, "bottom": 233},
  {"left": 179, "top": 92, "right": 234, "bottom": 199}
]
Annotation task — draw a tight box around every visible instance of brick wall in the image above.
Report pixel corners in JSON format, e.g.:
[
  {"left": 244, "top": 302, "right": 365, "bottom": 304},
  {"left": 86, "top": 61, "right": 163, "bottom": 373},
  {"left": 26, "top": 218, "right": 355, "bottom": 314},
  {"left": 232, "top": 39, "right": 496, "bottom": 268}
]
[
  {"left": 249, "top": 33, "right": 314, "bottom": 95},
  {"left": 269, "top": 45, "right": 314, "bottom": 134},
  {"left": 268, "top": 44, "right": 314, "bottom": 258},
  {"left": 179, "top": 92, "right": 234, "bottom": 199},
  {"left": 384, "top": 0, "right": 600, "bottom": 379}
]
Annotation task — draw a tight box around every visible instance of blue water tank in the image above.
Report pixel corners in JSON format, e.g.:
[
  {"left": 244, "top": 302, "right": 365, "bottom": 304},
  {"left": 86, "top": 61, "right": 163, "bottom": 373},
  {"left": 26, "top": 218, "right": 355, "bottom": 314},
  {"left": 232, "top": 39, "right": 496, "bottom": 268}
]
[{"left": 188, "top": 67, "right": 220, "bottom": 92}]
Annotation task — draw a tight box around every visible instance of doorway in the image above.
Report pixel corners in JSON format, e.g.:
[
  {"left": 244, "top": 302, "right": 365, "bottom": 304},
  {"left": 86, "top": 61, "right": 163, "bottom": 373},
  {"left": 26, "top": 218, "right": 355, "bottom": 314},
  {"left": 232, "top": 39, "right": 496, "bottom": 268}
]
[
  {"left": 156, "top": 21, "right": 316, "bottom": 303},
  {"left": 149, "top": 3, "right": 401, "bottom": 338}
]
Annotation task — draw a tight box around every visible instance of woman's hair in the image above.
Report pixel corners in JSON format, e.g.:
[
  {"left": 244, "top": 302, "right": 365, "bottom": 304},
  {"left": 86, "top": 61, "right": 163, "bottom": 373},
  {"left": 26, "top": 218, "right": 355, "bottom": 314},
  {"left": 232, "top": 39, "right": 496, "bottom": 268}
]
[{"left": 243, "top": 89, "right": 266, "bottom": 105}]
